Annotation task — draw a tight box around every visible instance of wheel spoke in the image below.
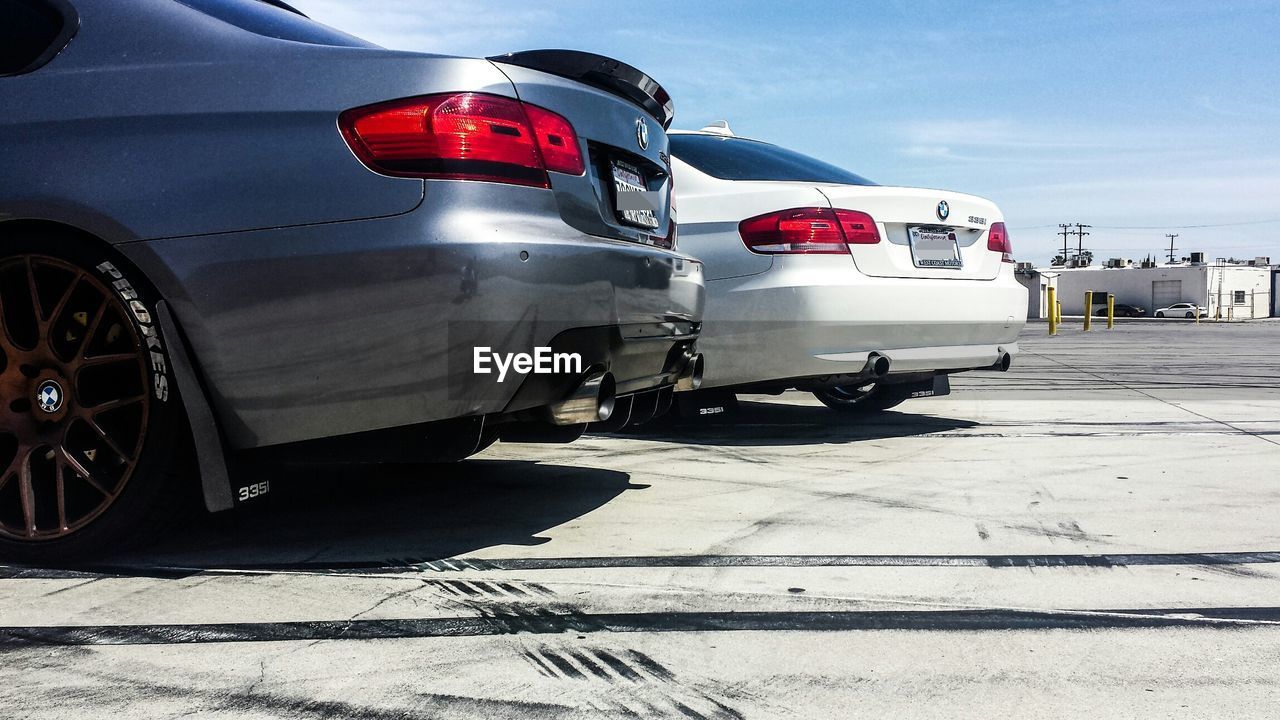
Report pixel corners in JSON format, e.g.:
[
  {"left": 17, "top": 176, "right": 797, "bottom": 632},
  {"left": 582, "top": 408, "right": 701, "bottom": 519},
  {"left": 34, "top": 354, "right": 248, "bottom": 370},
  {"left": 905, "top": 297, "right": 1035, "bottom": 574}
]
[
  {"left": 79, "top": 353, "right": 138, "bottom": 368},
  {"left": 54, "top": 459, "right": 68, "bottom": 531},
  {"left": 42, "top": 268, "right": 83, "bottom": 332},
  {"left": 84, "top": 394, "right": 146, "bottom": 416},
  {"left": 58, "top": 447, "right": 112, "bottom": 499},
  {"left": 79, "top": 293, "right": 112, "bottom": 358},
  {"left": 24, "top": 258, "right": 42, "bottom": 328},
  {"left": 17, "top": 447, "right": 36, "bottom": 538},
  {"left": 0, "top": 441, "right": 21, "bottom": 487},
  {"left": 87, "top": 418, "right": 133, "bottom": 463}
]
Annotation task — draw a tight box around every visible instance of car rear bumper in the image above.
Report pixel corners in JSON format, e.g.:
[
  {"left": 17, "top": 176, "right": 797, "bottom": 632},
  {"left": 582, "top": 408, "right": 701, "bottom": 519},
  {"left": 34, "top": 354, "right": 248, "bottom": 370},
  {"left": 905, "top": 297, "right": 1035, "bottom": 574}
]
[
  {"left": 697, "top": 259, "right": 1026, "bottom": 389},
  {"left": 122, "top": 181, "right": 703, "bottom": 449}
]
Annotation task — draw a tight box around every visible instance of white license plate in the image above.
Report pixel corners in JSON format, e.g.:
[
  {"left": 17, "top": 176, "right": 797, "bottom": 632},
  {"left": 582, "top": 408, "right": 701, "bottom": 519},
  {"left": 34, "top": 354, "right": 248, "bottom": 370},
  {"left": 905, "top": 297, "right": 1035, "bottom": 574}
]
[
  {"left": 908, "top": 227, "right": 962, "bottom": 269},
  {"left": 611, "top": 160, "right": 659, "bottom": 229}
]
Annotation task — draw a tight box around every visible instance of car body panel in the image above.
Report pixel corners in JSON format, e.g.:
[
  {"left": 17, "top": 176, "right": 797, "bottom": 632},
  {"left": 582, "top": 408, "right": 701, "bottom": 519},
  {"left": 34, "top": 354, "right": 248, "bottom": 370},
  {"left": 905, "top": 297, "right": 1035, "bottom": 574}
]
[
  {"left": 122, "top": 180, "right": 702, "bottom": 448},
  {"left": 699, "top": 256, "right": 1023, "bottom": 387},
  {"left": 492, "top": 62, "right": 674, "bottom": 247},
  {"left": 816, "top": 185, "right": 1004, "bottom": 281},
  {"left": 0, "top": 0, "right": 526, "bottom": 240}
]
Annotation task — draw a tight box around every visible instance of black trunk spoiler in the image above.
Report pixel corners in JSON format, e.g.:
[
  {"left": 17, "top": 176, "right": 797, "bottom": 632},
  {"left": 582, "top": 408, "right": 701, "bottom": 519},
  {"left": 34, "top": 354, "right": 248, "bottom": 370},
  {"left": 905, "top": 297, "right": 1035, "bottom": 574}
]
[{"left": 488, "top": 50, "right": 674, "bottom": 129}]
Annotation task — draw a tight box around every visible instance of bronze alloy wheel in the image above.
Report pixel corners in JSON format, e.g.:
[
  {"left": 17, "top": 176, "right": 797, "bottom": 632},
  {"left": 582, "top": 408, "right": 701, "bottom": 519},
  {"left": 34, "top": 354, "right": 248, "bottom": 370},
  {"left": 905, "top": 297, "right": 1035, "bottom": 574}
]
[{"left": 0, "top": 254, "right": 151, "bottom": 541}]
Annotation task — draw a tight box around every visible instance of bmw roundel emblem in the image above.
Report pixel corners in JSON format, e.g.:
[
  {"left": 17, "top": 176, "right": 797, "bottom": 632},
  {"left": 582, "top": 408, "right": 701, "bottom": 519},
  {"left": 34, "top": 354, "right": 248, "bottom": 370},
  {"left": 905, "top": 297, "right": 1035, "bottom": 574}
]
[
  {"left": 36, "top": 380, "right": 64, "bottom": 414},
  {"left": 636, "top": 117, "right": 649, "bottom": 151},
  {"left": 936, "top": 200, "right": 950, "bottom": 221}
]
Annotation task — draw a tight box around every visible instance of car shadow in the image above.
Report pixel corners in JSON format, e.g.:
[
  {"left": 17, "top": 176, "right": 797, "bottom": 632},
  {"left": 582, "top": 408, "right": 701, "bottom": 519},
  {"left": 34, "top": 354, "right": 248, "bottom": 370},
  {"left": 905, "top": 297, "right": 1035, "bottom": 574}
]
[
  {"left": 613, "top": 398, "right": 979, "bottom": 447},
  {"left": 101, "top": 459, "right": 637, "bottom": 573}
]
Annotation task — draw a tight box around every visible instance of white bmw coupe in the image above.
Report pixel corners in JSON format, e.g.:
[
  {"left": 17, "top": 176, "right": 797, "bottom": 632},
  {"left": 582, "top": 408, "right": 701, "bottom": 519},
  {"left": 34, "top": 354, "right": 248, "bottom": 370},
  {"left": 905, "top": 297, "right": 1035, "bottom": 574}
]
[{"left": 669, "top": 123, "right": 1027, "bottom": 413}]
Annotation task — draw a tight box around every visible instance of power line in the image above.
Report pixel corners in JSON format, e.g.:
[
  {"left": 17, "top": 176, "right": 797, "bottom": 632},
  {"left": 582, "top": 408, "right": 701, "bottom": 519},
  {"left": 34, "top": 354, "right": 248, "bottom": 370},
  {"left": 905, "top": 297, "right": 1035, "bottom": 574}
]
[{"left": 1011, "top": 218, "right": 1280, "bottom": 231}]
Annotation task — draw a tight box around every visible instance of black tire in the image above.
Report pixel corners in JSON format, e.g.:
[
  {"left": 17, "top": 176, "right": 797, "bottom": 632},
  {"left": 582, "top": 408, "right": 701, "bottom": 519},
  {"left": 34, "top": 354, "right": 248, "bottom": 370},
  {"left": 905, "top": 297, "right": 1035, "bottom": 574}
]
[
  {"left": 1185, "top": 312, "right": 1194, "bottom": 319},
  {"left": 1155, "top": 312, "right": 1164, "bottom": 318},
  {"left": 0, "top": 231, "right": 194, "bottom": 563},
  {"left": 813, "top": 382, "right": 913, "bottom": 413}
]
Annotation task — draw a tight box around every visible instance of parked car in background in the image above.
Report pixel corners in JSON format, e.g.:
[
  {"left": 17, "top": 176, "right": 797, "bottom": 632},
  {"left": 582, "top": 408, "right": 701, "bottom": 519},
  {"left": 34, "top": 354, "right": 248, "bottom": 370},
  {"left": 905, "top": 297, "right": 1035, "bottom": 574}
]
[
  {"left": 0, "top": 0, "right": 703, "bottom": 561},
  {"left": 1154, "top": 303, "right": 1206, "bottom": 318},
  {"left": 1093, "top": 303, "right": 1146, "bottom": 317},
  {"left": 668, "top": 123, "right": 1025, "bottom": 415}
]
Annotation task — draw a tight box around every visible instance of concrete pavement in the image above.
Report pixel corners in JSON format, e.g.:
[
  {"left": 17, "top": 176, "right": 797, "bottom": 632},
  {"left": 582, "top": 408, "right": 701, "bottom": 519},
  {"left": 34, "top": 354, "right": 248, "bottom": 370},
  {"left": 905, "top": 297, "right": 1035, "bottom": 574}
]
[{"left": 1, "top": 321, "right": 1278, "bottom": 718}]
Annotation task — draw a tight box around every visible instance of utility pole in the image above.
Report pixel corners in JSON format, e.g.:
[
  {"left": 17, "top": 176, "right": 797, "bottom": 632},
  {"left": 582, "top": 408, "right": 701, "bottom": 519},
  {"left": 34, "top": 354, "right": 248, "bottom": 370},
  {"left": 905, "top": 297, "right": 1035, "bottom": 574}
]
[
  {"left": 1058, "top": 223, "right": 1072, "bottom": 264},
  {"left": 1165, "top": 233, "right": 1179, "bottom": 263},
  {"left": 1073, "top": 223, "right": 1091, "bottom": 265}
]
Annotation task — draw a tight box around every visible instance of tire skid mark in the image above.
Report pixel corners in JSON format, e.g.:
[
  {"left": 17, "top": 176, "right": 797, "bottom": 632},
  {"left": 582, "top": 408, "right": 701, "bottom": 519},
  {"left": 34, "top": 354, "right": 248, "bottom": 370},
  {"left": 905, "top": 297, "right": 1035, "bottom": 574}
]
[
  {"left": 423, "top": 579, "right": 555, "bottom": 601},
  {"left": 8, "top": 549, "right": 1280, "bottom": 579},
  {"left": 3, "top": 606, "right": 1279, "bottom": 647},
  {"left": 518, "top": 641, "right": 744, "bottom": 719}
]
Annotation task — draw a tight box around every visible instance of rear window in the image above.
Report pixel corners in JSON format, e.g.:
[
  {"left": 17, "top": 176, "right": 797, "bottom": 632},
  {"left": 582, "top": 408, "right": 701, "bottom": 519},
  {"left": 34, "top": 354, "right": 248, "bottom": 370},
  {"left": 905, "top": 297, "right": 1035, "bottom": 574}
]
[
  {"left": 176, "top": 0, "right": 375, "bottom": 47},
  {"left": 0, "top": 0, "right": 75, "bottom": 76},
  {"left": 670, "top": 134, "right": 876, "bottom": 186}
]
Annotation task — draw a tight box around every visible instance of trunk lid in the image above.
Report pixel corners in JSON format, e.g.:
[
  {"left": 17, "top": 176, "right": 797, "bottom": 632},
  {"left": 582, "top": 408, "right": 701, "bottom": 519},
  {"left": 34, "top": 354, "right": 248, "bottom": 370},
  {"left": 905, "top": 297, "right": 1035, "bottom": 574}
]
[
  {"left": 488, "top": 52, "right": 675, "bottom": 247},
  {"left": 818, "top": 185, "right": 1004, "bottom": 280}
]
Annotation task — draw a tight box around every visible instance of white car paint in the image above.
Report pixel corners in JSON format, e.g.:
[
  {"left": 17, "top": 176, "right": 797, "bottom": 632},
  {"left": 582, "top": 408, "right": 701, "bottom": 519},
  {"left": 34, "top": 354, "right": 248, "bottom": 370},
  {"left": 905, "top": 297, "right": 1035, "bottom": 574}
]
[{"left": 670, "top": 128, "right": 1028, "bottom": 391}]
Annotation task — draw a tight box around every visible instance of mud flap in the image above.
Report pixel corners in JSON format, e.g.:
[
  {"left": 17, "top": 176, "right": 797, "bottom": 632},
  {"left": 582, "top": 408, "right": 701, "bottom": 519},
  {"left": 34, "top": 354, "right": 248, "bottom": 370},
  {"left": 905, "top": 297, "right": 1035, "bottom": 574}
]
[
  {"left": 673, "top": 389, "right": 739, "bottom": 421},
  {"left": 892, "top": 374, "right": 951, "bottom": 399},
  {"left": 155, "top": 301, "right": 236, "bottom": 513}
]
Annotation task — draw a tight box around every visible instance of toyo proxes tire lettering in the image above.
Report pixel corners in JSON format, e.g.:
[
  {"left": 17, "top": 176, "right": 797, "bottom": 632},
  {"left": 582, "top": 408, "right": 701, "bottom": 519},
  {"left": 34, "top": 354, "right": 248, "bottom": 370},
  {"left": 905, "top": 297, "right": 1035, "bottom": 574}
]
[{"left": 95, "top": 261, "right": 170, "bottom": 404}]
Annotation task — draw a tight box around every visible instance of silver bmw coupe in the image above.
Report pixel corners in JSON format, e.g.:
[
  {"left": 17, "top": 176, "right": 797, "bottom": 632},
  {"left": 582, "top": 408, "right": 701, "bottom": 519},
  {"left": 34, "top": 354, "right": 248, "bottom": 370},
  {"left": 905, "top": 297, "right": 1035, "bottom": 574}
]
[{"left": 0, "top": 0, "right": 704, "bottom": 560}]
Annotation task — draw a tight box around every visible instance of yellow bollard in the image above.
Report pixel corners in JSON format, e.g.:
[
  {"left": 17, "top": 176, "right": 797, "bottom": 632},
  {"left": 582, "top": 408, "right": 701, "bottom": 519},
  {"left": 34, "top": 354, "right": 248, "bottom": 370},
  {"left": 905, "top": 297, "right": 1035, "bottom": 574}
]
[
  {"left": 1195, "top": 305, "right": 1200, "bottom": 325},
  {"left": 1047, "top": 286, "right": 1058, "bottom": 335},
  {"left": 1107, "top": 294, "right": 1115, "bottom": 329},
  {"left": 1083, "top": 291, "right": 1093, "bottom": 331}
]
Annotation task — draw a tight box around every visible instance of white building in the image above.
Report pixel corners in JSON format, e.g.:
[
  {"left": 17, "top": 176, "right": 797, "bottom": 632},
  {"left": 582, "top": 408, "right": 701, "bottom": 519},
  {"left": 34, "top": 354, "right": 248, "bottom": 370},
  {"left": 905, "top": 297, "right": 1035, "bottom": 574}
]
[
  {"left": 1015, "top": 264, "right": 1057, "bottom": 319},
  {"left": 1044, "top": 260, "right": 1273, "bottom": 319}
]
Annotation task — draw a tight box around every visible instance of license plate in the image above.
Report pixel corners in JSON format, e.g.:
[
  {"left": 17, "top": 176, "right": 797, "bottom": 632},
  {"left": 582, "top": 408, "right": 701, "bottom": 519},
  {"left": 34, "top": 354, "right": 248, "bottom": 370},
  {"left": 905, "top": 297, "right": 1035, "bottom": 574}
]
[
  {"left": 611, "top": 159, "right": 660, "bottom": 229},
  {"left": 908, "top": 227, "right": 962, "bottom": 269}
]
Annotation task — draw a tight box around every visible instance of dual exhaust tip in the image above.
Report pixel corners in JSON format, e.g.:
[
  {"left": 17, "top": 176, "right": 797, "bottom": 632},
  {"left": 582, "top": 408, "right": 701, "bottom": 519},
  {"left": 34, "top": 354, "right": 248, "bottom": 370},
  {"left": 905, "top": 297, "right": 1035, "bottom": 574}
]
[
  {"left": 547, "top": 370, "right": 616, "bottom": 425},
  {"left": 675, "top": 351, "right": 705, "bottom": 392},
  {"left": 546, "top": 351, "right": 705, "bottom": 426}
]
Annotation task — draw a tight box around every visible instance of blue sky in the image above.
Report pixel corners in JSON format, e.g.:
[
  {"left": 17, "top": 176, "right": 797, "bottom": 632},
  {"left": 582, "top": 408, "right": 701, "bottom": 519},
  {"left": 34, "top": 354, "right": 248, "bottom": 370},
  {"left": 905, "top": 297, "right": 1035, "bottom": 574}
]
[{"left": 291, "top": 0, "right": 1280, "bottom": 265}]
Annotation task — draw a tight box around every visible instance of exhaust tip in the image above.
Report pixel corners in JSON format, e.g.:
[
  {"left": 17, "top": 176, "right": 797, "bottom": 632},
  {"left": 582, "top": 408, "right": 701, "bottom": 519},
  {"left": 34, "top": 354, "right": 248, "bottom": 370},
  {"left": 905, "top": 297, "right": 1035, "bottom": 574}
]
[
  {"left": 596, "top": 373, "right": 616, "bottom": 422},
  {"left": 676, "top": 352, "right": 705, "bottom": 392},
  {"left": 993, "top": 351, "right": 1012, "bottom": 372},
  {"left": 868, "top": 353, "right": 891, "bottom": 378},
  {"left": 547, "top": 370, "right": 615, "bottom": 425}
]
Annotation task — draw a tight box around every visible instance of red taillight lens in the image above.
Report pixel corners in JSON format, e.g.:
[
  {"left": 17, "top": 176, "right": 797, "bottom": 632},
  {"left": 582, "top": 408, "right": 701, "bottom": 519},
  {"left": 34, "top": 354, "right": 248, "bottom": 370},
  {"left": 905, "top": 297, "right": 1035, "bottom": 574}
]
[
  {"left": 524, "top": 104, "right": 584, "bottom": 176},
  {"left": 654, "top": 219, "right": 676, "bottom": 249},
  {"left": 739, "top": 207, "right": 880, "bottom": 254},
  {"left": 987, "top": 222, "right": 1014, "bottom": 263},
  {"left": 339, "top": 92, "right": 585, "bottom": 188},
  {"left": 833, "top": 209, "right": 881, "bottom": 245}
]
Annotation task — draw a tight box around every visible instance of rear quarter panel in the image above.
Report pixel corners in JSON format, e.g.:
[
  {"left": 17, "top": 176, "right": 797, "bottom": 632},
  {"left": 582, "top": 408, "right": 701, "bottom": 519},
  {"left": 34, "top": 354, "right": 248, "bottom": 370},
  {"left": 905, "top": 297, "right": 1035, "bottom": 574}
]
[{"left": 0, "top": 0, "right": 515, "bottom": 241}]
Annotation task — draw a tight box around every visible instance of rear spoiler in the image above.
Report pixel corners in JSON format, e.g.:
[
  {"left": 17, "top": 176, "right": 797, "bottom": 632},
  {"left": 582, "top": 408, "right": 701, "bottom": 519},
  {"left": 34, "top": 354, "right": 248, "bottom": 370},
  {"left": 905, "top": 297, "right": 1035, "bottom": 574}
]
[{"left": 487, "top": 50, "right": 674, "bottom": 129}]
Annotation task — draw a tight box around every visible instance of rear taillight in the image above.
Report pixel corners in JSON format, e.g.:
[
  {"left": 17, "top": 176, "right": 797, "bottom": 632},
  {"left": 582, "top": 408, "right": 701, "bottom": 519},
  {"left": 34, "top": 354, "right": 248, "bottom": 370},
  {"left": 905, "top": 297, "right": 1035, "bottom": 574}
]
[
  {"left": 523, "top": 104, "right": 584, "bottom": 176},
  {"left": 739, "top": 207, "right": 881, "bottom": 254},
  {"left": 987, "top": 222, "right": 1014, "bottom": 263},
  {"left": 339, "top": 92, "right": 585, "bottom": 188},
  {"left": 654, "top": 219, "right": 676, "bottom": 249}
]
